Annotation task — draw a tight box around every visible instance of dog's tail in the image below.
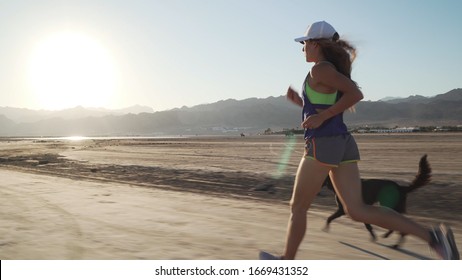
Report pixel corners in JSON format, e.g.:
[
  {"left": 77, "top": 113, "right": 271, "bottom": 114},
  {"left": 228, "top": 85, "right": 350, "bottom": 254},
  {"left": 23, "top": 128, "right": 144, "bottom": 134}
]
[{"left": 405, "top": 154, "right": 431, "bottom": 193}]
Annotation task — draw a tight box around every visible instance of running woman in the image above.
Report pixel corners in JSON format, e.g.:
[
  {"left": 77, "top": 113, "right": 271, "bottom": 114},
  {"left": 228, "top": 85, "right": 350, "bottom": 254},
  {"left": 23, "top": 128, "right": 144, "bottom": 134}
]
[{"left": 260, "top": 20, "right": 459, "bottom": 260}]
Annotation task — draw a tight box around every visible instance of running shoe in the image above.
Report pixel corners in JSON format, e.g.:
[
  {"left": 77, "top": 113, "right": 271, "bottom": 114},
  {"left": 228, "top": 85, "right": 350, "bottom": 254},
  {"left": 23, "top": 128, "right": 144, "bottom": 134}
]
[
  {"left": 430, "top": 224, "right": 460, "bottom": 260},
  {"left": 441, "top": 224, "right": 460, "bottom": 260},
  {"left": 259, "top": 251, "right": 282, "bottom": 260}
]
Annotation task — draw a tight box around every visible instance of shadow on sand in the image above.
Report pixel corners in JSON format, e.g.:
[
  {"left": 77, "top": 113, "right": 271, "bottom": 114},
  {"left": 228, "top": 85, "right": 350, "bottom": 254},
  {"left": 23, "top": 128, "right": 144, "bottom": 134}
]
[{"left": 339, "top": 241, "right": 432, "bottom": 260}]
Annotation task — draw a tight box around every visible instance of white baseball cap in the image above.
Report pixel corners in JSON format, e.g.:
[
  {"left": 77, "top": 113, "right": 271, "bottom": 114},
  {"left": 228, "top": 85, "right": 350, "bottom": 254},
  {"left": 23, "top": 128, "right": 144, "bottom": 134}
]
[{"left": 294, "top": 21, "right": 338, "bottom": 43}]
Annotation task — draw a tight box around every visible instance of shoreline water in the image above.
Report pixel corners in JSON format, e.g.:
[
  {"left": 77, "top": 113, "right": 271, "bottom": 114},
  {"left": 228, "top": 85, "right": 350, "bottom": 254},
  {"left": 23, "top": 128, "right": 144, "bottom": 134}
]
[{"left": 1, "top": 131, "right": 461, "bottom": 140}]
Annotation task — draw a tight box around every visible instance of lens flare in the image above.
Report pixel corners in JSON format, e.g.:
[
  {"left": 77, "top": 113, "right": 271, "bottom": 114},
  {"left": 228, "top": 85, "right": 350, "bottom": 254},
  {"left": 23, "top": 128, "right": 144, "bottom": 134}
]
[
  {"left": 273, "top": 135, "right": 297, "bottom": 179},
  {"left": 377, "top": 184, "right": 400, "bottom": 208}
]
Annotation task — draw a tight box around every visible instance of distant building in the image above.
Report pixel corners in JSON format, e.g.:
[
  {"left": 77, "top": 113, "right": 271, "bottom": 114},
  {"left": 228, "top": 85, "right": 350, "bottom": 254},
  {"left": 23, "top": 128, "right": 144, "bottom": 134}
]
[{"left": 357, "top": 127, "right": 419, "bottom": 133}]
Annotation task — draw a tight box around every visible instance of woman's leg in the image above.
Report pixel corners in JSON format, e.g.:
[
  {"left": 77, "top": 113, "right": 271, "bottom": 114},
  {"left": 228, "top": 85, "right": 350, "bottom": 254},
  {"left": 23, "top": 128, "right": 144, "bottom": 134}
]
[
  {"left": 283, "top": 158, "right": 331, "bottom": 259},
  {"left": 329, "top": 162, "right": 431, "bottom": 243}
]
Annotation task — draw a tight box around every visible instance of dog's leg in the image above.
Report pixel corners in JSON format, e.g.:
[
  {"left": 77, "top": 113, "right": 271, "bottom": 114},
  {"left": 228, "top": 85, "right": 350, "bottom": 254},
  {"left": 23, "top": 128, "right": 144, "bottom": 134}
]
[
  {"left": 324, "top": 208, "right": 345, "bottom": 232},
  {"left": 382, "top": 229, "right": 394, "bottom": 238},
  {"left": 392, "top": 233, "right": 407, "bottom": 249},
  {"left": 324, "top": 195, "right": 346, "bottom": 232},
  {"left": 365, "top": 223, "right": 377, "bottom": 241}
]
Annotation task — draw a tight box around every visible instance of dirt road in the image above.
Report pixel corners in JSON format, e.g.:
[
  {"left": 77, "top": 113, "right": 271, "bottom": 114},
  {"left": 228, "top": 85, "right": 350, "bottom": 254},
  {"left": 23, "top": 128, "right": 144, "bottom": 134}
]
[{"left": 1, "top": 169, "right": 458, "bottom": 260}]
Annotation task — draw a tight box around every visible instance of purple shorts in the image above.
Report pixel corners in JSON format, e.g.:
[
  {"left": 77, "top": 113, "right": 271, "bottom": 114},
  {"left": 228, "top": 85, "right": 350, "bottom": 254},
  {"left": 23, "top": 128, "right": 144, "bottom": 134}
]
[{"left": 304, "top": 134, "right": 360, "bottom": 167}]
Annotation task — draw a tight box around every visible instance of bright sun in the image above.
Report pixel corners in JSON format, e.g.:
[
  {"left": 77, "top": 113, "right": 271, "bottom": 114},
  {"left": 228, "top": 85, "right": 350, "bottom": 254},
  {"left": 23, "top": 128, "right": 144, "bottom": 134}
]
[{"left": 28, "top": 32, "right": 116, "bottom": 110}]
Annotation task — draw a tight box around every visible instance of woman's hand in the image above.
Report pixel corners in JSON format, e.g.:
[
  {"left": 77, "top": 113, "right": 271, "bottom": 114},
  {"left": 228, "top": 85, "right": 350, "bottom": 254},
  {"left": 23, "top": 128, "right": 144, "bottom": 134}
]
[
  {"left": 286, "top": 86, "right": 303, "bottom": 107},
  {"left": 301, "top": 114, "right": 327, "bottom": 129}
]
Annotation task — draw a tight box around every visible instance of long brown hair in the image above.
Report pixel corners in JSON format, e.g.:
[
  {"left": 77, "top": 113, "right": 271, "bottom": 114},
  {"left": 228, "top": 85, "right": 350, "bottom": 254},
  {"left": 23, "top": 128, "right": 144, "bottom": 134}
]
[
  {"left": 312, "top": 35, "right": 357, "bottom": 79},
  {"left": 312, "top": 35, "right": 358, "bottom": 111}
]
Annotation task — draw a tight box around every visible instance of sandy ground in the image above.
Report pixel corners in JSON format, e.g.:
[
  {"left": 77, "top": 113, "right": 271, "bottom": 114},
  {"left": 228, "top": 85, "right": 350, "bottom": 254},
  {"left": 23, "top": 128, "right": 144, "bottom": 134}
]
[{"left": 0, "top": 134, "right": 461, "bottom": 259}]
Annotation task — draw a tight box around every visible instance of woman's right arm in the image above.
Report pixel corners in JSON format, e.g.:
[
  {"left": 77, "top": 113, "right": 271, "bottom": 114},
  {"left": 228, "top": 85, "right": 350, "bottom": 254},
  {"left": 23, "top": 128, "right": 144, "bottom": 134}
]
[{"left": 287, "top": 86, "right": 303, "bottom": 107}]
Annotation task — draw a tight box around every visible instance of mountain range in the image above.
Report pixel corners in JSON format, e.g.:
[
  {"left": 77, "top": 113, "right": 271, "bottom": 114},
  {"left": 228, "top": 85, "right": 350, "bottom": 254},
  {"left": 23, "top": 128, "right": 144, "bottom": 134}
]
[{"left": 1, "top": 89, "right": 461, "bottom": 137}]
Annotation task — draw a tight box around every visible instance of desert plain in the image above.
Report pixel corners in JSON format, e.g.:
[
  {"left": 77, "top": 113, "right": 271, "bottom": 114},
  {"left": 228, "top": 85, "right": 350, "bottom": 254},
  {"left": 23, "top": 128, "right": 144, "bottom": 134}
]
[{"left": 0, "top": 133, "right": 461, "bottom": 259}]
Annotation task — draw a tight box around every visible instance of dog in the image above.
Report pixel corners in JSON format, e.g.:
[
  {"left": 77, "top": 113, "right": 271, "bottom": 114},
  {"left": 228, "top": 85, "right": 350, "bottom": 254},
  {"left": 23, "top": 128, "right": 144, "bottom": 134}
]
[{"left": 323, "top": 154, "right": 431, "bottom": 248}]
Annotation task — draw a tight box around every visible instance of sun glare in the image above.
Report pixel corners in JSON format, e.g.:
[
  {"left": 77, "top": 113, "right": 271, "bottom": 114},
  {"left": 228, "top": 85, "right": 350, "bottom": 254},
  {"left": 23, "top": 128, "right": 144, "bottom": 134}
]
[{"left": 28, "top": 32, "right": 116, "bottom": 110}]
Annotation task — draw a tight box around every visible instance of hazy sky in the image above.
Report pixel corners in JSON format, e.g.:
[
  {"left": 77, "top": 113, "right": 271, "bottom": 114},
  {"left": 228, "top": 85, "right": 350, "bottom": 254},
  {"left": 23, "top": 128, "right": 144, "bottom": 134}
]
[{"left": 1, "top": 0, "right": 461, "bottom": 111}]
